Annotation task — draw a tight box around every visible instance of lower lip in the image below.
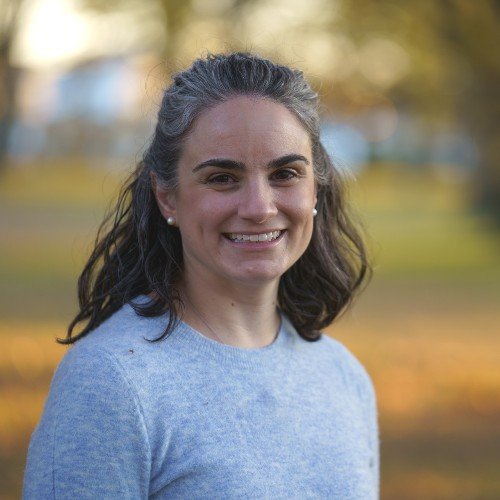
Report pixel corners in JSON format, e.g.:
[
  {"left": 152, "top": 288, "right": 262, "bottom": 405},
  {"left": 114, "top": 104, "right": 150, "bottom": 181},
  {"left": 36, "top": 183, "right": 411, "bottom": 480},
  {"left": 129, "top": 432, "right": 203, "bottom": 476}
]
[{"left": 224, "top": 231, "right": 285, "bottom": 248}]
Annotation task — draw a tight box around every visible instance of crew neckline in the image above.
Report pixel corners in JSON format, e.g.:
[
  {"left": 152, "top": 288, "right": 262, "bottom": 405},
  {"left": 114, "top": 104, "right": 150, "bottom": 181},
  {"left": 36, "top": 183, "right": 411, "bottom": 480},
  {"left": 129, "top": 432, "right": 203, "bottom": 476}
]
[
  {"left": 128, "top": 295, "right": 299, "bottom": 370},
  {"left": 169, "top": 314, "right": 296, "bottom": 370}
]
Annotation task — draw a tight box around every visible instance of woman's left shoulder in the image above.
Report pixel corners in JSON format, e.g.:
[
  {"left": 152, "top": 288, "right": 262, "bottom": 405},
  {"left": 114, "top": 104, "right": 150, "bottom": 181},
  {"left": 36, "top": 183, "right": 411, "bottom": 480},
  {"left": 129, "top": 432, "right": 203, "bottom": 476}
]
[
  {"left": 317, "top": 333, "right": 363, "bottom": 362},
  {"left": 315, "top": 334, "right": 375, "bottom": 392}
]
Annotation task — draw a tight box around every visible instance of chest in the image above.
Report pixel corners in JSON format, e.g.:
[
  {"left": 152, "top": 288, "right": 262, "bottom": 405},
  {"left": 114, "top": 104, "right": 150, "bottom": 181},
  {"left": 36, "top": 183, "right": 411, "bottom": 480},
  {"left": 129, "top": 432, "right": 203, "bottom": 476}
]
[{"left": 147, "top": 371, "right": 375, "bottom": 499}]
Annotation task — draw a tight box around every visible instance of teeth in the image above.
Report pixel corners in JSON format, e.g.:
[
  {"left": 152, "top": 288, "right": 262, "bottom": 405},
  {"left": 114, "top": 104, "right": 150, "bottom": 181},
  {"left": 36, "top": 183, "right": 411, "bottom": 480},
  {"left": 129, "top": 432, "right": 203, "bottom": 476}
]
[{"left": 228, "top": 230, "right": 281, "bottom": 242}]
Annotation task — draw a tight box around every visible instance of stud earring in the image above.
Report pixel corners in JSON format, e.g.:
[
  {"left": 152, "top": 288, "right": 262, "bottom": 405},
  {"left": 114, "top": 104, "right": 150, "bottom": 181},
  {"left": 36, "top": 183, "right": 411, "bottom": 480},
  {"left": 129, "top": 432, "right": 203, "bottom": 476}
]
[
  {"left": 312, "top": 208, "right": 318, "bottom": 217},
  {"left": 167, "top": 216, "right": 176, "bottom": 226}
]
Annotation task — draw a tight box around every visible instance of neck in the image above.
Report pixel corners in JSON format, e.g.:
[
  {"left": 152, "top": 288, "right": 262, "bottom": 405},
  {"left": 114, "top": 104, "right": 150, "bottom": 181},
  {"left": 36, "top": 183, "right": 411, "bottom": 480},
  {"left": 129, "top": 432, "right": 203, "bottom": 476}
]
[{"left": 178, "top": 273, "right": 281, "bottom": 348}]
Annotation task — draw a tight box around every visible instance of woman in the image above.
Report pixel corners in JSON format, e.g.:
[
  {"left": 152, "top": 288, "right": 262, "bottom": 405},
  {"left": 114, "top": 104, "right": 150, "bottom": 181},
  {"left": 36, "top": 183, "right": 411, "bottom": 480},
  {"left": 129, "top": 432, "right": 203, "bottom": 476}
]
[{"left": 24, "top": 52, "right": 378, "bottom": 499}]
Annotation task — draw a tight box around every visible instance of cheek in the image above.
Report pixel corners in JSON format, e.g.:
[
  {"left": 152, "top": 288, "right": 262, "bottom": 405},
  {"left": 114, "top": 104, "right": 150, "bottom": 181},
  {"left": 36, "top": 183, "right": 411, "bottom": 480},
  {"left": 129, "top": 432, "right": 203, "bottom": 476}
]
[
  {"left": 200, "top": 192, "right": 239, "bottom": 216},
  {"left": 180, "top": 195, "right": 234, "bottom": 237},
  {"left": 280, "top": 187, "right": 316, "bottom": 219}
]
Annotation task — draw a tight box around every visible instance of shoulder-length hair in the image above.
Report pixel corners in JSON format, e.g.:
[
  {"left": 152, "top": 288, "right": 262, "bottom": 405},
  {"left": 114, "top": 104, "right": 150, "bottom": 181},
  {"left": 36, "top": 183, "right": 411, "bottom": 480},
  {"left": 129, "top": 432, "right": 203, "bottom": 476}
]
[{"left": 61, "top": 52, "right": 370, "bottom": 344}]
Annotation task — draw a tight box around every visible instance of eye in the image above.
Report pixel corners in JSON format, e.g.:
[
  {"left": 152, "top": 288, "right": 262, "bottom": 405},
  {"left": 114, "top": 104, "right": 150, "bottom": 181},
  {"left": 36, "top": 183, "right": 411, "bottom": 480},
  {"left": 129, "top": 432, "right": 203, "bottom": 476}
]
[
  {"left": 271, "top": 168, "right": 299, "bottom": 182},
  {"left": 207, "top": 173, "right": 237, "bottom": 184}
]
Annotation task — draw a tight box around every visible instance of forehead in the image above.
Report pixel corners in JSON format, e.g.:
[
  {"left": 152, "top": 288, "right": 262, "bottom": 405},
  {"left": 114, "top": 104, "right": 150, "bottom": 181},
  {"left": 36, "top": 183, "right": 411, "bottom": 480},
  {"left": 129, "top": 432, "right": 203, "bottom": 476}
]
[{"left": 181, "top": 96, "right": 311, "bottom": 161}]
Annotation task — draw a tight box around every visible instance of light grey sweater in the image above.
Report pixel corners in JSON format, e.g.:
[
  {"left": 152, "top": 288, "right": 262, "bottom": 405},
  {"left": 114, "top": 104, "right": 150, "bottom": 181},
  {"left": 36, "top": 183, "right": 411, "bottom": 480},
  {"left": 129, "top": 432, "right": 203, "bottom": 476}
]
[{"left": 24, "top": 300, "right": 379, "bottom": 499}]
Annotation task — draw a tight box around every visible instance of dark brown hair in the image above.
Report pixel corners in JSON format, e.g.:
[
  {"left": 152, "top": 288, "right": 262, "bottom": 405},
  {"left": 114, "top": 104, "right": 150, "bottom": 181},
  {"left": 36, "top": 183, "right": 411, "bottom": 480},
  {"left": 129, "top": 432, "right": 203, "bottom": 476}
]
[{"left": 61, "top": 52, "right": 369, "bottom": 344}]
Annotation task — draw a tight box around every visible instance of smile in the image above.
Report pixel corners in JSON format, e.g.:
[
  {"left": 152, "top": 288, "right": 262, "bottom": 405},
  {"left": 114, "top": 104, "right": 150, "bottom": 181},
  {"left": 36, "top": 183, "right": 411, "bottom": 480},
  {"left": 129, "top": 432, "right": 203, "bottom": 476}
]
[{"left": 226, "top": 230, "right": 282, "bottom": 242}]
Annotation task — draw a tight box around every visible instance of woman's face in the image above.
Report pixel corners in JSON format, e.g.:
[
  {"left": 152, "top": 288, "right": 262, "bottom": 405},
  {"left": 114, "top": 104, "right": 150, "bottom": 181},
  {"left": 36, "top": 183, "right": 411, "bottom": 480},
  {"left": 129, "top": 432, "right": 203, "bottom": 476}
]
[{"left": 154, "top": 96, "right": 317, "bottom": 290}]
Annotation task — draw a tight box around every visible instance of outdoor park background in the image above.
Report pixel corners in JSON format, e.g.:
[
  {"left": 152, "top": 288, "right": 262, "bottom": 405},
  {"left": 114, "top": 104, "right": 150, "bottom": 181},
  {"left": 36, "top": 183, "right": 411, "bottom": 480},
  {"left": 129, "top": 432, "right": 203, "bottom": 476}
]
[{"left": 1, "top": 0, "right": 499, "bottom": 498}]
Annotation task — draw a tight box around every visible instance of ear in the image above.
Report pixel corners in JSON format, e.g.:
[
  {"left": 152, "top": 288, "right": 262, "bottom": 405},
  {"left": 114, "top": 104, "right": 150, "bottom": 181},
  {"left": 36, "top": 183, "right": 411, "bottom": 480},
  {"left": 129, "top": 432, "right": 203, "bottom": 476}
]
[{"left": 150, "top": 172, "right": 177, "bottom": 220}]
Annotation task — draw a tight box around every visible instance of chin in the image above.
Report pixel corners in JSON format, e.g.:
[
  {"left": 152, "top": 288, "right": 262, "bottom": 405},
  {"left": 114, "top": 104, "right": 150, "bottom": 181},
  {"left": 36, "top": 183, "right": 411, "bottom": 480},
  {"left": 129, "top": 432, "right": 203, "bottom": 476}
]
[{"left": 230, "top": 266, "right": 286, "bottom": 285}]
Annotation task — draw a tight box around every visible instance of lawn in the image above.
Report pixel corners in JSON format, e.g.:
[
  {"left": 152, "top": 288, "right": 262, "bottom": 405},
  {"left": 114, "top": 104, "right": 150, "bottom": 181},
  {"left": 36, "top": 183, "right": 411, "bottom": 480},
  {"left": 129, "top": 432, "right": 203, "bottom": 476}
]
[{"left": 1, "top": 161, "right": 499, "bottom": 499}]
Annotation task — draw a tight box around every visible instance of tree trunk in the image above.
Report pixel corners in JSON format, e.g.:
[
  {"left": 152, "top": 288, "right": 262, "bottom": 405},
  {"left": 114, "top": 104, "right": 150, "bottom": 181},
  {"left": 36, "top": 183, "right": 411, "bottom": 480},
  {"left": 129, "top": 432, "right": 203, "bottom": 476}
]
[
  {"left": 0, "top": 45, "right": 18, "bottom": 169},
  {"left": 462, "top": 74, "right": 500, "bottom": 223}
]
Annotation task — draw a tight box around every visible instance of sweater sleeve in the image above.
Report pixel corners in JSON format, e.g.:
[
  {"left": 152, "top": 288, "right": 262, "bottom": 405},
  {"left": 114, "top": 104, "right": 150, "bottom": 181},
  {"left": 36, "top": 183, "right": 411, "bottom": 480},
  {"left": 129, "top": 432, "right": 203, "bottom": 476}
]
[
  {"left": 357, "top": 364, "right": 379, "bottom": 497},
  {"left": 23, "top": 344, "right": 151, "bottom": 500},
  {"left": 335, "top": 337, "right": 379, "bottom": 497},
  {"left": 366, "top": 375, "right": 379, "bottom": 496}
]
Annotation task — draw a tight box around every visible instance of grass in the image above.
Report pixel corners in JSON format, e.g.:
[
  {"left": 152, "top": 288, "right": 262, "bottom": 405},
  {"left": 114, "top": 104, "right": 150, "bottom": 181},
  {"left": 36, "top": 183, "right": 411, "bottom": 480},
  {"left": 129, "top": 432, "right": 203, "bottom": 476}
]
[{"left": 1, "top": 160, "right": 499, "bottom": 499}]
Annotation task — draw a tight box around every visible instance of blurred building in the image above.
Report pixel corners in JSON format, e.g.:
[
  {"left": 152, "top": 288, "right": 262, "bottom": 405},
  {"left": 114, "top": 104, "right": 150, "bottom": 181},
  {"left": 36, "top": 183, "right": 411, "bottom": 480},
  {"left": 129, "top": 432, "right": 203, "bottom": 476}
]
[
  {"left": 8, "top": 54, "right": 477, "bottom": 177},
  {"left": 8, "top": 53, "right": 159, "bottom": 166}
]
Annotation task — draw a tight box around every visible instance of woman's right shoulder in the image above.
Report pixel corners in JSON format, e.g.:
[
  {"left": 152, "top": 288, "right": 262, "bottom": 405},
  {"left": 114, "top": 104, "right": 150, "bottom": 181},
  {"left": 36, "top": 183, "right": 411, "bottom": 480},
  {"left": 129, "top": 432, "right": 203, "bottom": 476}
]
[
  {"left": 72, "top": 299, "right": 164, "bottom": 350},
  {"left": 56, "top": 301, "right": 172, "bottom": 382},
  {"left": 24, "top": 302, "right": 156, "bottom": 499}
]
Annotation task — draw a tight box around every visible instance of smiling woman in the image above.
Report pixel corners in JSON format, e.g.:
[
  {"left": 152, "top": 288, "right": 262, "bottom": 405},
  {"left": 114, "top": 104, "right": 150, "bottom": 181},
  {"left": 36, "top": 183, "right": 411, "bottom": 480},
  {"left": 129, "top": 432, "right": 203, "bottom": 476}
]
[
  {"left": 152, "top": 96, "right": 317, "bottom": 334},
  {"left": 23, "top": 53, "right": 378, "bottom": 499}
]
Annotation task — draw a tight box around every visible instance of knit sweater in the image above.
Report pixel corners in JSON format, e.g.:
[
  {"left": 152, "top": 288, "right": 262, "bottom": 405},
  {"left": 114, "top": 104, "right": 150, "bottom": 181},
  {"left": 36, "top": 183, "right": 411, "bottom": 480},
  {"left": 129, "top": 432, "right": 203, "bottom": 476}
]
[{"left": 24, "top": 300, "right": 379, "bottom": 499}]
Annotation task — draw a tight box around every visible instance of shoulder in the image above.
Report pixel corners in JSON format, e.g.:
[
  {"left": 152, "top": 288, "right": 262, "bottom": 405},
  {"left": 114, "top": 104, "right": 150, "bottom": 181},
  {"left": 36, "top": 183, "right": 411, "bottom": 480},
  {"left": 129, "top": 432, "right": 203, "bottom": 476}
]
[
  {"left": 318, "top": 334, "right": 369, "bottom": 375},
  {"left": 282, "top": 316, "right": 374, "bottom": 397},
  {"left": 78, "top": 298, "right": 167, "bottom": 350},
  {"left": 24, "top": 303, "right": 154, "bottom": 499},
  {"left": 68, "top": 299, "right": 173, "bottom": 365},
  {"left": 36, "top": 301, "right": 176, "bottom": 445},
  {"left": 288, "top": 323, "right": 375, "bottom": 403},
  {"left": 51, "top": 301, "right": 170, "bottom": 395},
  {"left": 55, "top": 299, "right": 206, "bottom": 401},
  {"left": 319, "top": 334, "right": 374, "bottom": 389}
]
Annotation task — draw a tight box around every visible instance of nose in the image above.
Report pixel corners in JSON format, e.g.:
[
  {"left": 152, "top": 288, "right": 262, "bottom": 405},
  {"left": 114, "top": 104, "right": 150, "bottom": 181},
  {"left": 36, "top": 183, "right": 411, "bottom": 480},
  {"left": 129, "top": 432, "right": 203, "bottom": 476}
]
[{"left": 237, "top": 177, "right": 278, "bottom": 223}]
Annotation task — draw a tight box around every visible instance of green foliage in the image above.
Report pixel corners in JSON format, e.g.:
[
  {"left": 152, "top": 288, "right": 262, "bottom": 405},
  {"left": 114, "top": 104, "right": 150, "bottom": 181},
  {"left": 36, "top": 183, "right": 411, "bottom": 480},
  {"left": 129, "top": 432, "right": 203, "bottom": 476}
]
[{"left": 356, "top": 165, "right": 500, "bottom": 280}]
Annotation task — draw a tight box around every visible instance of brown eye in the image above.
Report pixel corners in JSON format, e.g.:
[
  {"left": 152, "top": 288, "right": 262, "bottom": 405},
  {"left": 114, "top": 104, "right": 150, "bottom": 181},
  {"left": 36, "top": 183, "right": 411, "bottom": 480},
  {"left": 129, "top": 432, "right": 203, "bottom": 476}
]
[
  {"left": 207, "top": 174, "right": 237, "bottom": 184},
  {"left": 271, "top": 169, "right": 298, "bottom": 181}
]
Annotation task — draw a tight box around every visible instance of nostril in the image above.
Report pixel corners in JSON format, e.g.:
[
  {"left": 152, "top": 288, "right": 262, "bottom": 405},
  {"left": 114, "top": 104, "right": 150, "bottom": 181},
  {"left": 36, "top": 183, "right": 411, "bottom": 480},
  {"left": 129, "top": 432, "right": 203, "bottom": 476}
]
[
  {"left": 238, "top": 199, "right": 278, "bottom": 222},
  {"left": 239, "top": 210, "right": 277, "bottom": 224},
  {"left": 237, "top": 181, "right": 279, "bottom": 223}
]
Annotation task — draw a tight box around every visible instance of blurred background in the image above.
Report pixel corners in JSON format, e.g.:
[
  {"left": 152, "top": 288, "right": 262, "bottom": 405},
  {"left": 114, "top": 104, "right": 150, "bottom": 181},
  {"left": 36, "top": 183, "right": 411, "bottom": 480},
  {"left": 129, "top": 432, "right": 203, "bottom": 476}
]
[{"left": 1, "top": 0, "right": 499, "bottom": 498}]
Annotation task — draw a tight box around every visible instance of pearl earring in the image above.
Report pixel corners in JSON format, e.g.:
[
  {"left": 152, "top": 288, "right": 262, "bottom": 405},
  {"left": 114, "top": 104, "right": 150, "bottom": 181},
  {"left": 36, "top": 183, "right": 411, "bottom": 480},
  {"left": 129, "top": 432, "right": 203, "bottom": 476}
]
[
  {"left": 312, "top": 208, "right": 318, "bottom": 217},
  {"left": 167, "top": 216, "right": 176, "bottom": 226}
]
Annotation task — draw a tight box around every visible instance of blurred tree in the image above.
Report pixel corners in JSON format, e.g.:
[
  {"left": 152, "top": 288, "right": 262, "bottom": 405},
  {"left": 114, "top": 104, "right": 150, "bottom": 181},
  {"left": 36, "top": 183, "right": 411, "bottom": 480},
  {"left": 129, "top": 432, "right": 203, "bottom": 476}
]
[
  {"left": 79, "top": 0, "right": 500, "bottom": 221},
  {"left": 0, "top": 0, "right": 23, "bottom": 169},
  {"left": 439, "top": 0, "right": 500, "bottom": 222},
  {"left": 336, "top": 0, "right": 500, "bottom": 221},
  {"left": 78, "top": 0, "right": 256, "bottom": 60},
  {"left": 78, "top": 0, "right": 190, "bottom": 60}
]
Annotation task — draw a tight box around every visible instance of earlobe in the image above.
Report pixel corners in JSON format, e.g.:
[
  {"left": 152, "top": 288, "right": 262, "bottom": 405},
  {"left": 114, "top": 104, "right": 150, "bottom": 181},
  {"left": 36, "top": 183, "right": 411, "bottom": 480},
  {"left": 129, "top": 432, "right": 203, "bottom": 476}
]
[{"left": 150, "top": 172, "right": 177, "bottom": 221}]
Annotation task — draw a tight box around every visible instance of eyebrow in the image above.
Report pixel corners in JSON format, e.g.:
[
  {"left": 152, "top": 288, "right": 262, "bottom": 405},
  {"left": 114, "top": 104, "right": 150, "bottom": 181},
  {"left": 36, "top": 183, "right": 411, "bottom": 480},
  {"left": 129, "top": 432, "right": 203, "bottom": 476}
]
[
  {"left": 268, "top": 154, "right": 310, "bottom": 169},
  {"left": 192, "top": 154, "right": 310, "bottom": 173}
]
